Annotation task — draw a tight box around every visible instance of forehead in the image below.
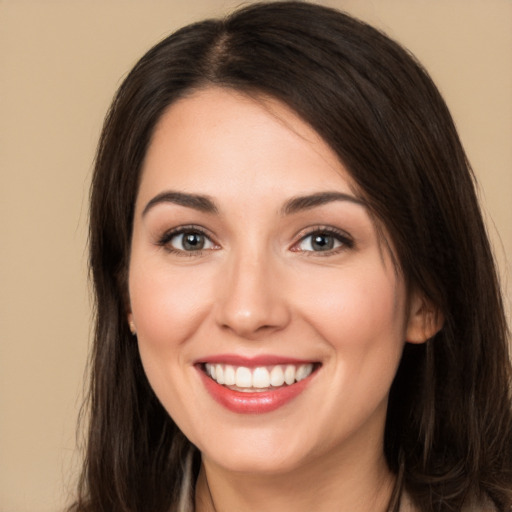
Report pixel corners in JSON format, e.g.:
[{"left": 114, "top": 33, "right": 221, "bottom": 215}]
[
  {"left": 134, "top": 86, "right": 400, "bottom": 274},
  {"left": 137, "top": 87, "right": 361, "bottom": 206}
]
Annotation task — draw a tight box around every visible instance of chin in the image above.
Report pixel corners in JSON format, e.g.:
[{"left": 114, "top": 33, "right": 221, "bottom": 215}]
[
  {"left": 204, "top": 449, "right": 308, "bottom": 476},
  {"left": 195, "top": 426, "right": 320, "bottom": 476}
]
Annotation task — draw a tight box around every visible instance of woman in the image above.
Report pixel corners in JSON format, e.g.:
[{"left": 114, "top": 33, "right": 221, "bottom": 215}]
[{"left": 71, "top": 2, "right": 512, "bottom": 511}]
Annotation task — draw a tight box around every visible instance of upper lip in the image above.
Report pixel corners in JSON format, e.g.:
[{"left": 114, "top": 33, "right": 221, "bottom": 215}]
[{"left": 197, "top": 354, "right": 319, "bottom": 367}]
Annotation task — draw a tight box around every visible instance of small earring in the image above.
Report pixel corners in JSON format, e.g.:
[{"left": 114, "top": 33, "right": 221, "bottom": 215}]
[{"left": 129, "top": 321, "right": 137, "bottom": 336}]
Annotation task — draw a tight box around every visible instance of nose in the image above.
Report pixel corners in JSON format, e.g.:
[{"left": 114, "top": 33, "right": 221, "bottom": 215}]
[{"left": 214, "top": 250, "right": 291, "bottom": 339}]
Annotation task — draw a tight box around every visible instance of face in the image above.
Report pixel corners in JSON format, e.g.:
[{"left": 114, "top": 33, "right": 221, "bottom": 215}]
[{"left": 128, "top": 87, "right": 419, "bottom": 477}]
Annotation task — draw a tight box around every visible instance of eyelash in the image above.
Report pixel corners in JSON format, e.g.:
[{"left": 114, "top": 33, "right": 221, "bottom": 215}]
[
  {"left": 291, "top": 226, "right": 354, "bottom": 255},
  {"left": 156, "top": 225, "right": 354, "bottom": 256},
  {"left": 157, "top": 225, "right": 217, "bottom": 257}
]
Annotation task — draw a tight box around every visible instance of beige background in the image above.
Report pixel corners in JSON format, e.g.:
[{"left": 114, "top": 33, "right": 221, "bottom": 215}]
[{"left": 0, "top": 1, "right": 510, "bottom": 510}]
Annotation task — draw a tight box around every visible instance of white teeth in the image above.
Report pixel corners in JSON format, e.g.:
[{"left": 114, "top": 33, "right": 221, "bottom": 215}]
[
  {"left": 284, "top": 365, "right": 295, "bottom": 385},
  {"left": 236, "top": 367, "right": 252, "bottom": 387},
  {"left": 296, "top": 364, "right": 313, "bottom": 381},
  {"left": 270, "top": 365, "right": 285, "bottom": 386},
  {"left": 252, "top": 367, "right": 270, "bottom": 388},
  {"left": 206, "top": 363, "right": 215, "bottom": 379},
  {"left": 224, "top": 365, "right": 236, "bottom": 385},
  {"left": 204, "top": 362, "right": 315, "bottom": 389},
  {"left": 215, "top": 364, "right": 224, "bottom": 385}
]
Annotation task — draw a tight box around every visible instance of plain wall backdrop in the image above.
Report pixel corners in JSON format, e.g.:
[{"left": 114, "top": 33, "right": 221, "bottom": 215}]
[{"left": 0, "top": 1, "right": 510, "bottom": 510}]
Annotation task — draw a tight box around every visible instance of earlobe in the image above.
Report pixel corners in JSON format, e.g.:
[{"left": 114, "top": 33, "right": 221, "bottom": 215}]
[
  {"left": 127, "top": 312, "right": 137, "bottom": 336},
  {"left": 405, "top": 291, "right": 444, "bottom": 344}
]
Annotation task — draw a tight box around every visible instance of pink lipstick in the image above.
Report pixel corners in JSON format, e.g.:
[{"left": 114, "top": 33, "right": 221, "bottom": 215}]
[{"left": 196, "top": 355, "right": 319, "bottom": 414}]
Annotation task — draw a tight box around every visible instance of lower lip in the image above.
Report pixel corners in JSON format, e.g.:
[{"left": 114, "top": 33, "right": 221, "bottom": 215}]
[{"left": 197, "top": 367, "right": 315, "bottom": 414}]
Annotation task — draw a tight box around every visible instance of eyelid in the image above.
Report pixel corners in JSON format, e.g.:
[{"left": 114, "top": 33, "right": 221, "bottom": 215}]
[
  {"left": 290, "top": 225, "right": 354, "bottom": 253},
  {"left": 155, "top": 224, "right": 353, "bottom": 256},
  {"left": 156, "top": 224, "right": 220, "bottom": 254}
]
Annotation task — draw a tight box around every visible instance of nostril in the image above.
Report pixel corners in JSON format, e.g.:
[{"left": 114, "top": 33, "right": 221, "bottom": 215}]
[{"left": 215, "top": 299, "right": 291, "bottom": 338}]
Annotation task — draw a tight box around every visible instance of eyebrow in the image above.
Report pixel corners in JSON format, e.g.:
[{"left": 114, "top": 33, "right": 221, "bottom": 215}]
[
  {"left": 142, "top": 190, "right": 365, "bottom": 218},
  {"left": 281, "top": 191, "right": 366, "bottom": 215},
  {"left": 142, "top": 191, "right": 218, "bottom": 216}
]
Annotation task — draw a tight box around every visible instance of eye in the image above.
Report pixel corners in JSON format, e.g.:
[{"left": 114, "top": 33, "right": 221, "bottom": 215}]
[
  {"left": 158, "top": 227, "right": 217, "bottom": 254},
  {"left": 294, "top": 228, "right": 353, "bottom": 253},
  {"left": 171, "top": 231, "right": 213, "bottom": 251}
]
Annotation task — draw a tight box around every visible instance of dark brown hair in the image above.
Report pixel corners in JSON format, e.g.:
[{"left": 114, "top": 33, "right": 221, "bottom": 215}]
[{"left": 72, "top": 2, "right": 512, "bottom": 511}]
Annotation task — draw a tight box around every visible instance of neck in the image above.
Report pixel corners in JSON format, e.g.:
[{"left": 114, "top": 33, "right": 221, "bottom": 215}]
[{"left": 195, "top": 439, "right": 396, "bottom": 512}]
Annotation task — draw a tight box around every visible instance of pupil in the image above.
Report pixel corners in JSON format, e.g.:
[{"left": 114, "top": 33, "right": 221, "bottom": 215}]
[
  {"left": 312, "top": 234, "right": 333, "bottom": 251},
  {"left": 183, "top": 233, "right": 204, "bottom": 250}
]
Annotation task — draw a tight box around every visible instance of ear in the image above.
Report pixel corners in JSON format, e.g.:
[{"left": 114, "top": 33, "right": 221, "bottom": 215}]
[
  {"left": 127, "top": 311, "right": 137, "bottom": 335},
  {"left": 405, "top": 290, "right": 444, "bottom": 344}
]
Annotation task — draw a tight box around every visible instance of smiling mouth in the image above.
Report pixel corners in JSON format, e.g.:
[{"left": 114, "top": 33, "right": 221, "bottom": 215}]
[{"left": 201, "top": 362, "right": 320, "bottom": 392}]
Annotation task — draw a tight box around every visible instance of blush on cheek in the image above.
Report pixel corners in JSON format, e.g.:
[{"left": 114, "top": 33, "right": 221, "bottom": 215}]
[
  {"left": 303, "top": 278, "right": 406, "bottom": 400},
  {"left": 130, "top": 265, "right": 215, "bottom": 347}
]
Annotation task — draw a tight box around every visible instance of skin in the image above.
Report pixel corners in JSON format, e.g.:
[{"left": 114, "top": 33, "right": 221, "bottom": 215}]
[{"left": 128, "top": 87, "right": 437, "bottom": 512}]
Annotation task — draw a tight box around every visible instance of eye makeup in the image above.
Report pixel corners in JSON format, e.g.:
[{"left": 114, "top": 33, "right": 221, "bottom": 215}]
[{"left": 156, "top": 224, "right": 219, "bottom": 256}]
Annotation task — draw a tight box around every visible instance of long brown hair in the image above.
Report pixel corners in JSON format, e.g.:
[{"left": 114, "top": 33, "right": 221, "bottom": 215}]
[{"left": 72, "top": 2, "right": 512, "bottom": 510}]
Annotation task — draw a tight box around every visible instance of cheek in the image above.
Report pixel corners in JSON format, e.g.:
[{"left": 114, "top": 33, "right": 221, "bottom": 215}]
[
  {"left": 129, "top": 260, "right": 214, "bottom": 357},
  {"left": 300, "top": 264, "right": 406, "bottom": 427},
  {"left": 301, "top": 263, "right": 406, "bottom": 354},
  {"left": 128, "top": 261, "right": 215, "bottom": 427}
]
